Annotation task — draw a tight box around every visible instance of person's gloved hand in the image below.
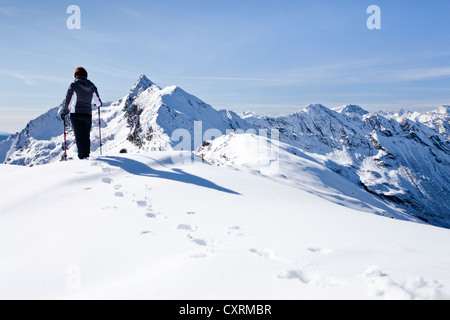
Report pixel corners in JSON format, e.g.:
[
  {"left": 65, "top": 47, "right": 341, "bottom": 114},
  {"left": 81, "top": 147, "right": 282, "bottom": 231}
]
[{"left": 61, "top": 113, "right": 67, "bottom": 121}]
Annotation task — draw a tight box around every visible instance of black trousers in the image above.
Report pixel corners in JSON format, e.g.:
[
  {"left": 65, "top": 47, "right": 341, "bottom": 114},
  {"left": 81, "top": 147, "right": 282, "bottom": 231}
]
[{"left": 71, "top": 114, "right": 92, "bottom": 159}]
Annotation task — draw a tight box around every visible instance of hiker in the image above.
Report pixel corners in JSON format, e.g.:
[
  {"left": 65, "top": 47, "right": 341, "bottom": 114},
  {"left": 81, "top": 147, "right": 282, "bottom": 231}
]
[{"left": 61, "top": 67, "right": 102, "bottom": 159}]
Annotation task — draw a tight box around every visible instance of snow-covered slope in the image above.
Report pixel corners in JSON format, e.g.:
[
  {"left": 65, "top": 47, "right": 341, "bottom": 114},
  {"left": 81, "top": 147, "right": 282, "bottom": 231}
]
[
  {"left": 194, "top": 133, "right": 420, "bottom": 223},
  {"left": 1, "top": 152, "right": 449, "bottom": 300},
  {"left": 243, "top": 104, "right": 450, "bottom": 228}
]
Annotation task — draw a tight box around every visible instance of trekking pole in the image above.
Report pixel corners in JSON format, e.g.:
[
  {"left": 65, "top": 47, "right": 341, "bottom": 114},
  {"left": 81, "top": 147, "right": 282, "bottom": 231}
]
[
  {"left": 63, "top": 117, "right": 68, "bottom": 161},
  {"left": 98, "top": 106, "right": 102, "bottom": 156}
]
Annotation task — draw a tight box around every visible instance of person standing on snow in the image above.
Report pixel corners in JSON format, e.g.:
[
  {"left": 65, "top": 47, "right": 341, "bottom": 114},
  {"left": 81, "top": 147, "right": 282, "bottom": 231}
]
[{"left": 61, "top": 67, "right": 102, "bottom": 160}]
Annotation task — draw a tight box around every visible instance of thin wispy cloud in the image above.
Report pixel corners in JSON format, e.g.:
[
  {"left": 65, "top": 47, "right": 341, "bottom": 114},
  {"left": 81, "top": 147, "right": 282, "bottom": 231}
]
[
  {"left": 118, "top": 7, "right": 146, "bottom": 20},
  {"left": 0, "top": 70, "right": 67, "bottom": 86},
  {"left": 393, "top": 67, "right": 450, "bottom": 81},
  {"left": 11, "top": 72, "right": 35, "bottom": 85}
]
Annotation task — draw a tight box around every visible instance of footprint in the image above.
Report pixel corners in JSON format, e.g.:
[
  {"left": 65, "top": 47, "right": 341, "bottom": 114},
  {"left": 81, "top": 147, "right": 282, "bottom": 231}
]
[
  {"left": 145, "top": 212, "right": 166, "bottom": 220},
  {"left": 114, "top": 184, "right": 123, "bottom": 190},
  {"left": 187, "top": 234, "right": 222, "bottom": 249},
  {"left": 136, "top": 200, "right": 147, "bottom": 208},
  {"left": 102, "top": 177, "right": 113, "bottom": 184},
  {"left": 186, "top": 234, "right": 223, "bottom": 259},
  {"left": 186, "top": 211, "right": 196, "bottom": 215},
  {"left": 177, "top": 224, "right": 198, "bottom": 231},
  {"left": 101, "top": 206, "right": 118, "bottom": 211},
  {"left": 278, "top": 269, "right": 340, "bottom": 287},
  {"left": 227, "top": 226, "right": 246, "bottom": 237},
  {"left": 278, "top": 270, "right": 310, "bottom": 284},
  {"left": 361, "top": 266, "right": 445, "bottom": 299},
  {"left": 249, "top": 247, "right": 287, "bottom": 262},
  {"left": 249, "top": 248, "right": 271, "bottom": 259},
  {"left": 188, "top": 236, "right": 208, "bottom": 247},
  {"left": 308, "top": 247, "right": 332, "bottom": 254},
  {"left": 190, "top": 253, "right": 208, "bottom": 259},
  {"left": 114, "top": 192, "right": 124, "bottom": 197}
]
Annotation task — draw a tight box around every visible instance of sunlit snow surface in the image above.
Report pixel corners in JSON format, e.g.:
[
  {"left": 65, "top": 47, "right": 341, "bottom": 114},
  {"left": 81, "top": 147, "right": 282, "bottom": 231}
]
[{"left": 0, "top": 149, "right": 449, "bottom": 300}]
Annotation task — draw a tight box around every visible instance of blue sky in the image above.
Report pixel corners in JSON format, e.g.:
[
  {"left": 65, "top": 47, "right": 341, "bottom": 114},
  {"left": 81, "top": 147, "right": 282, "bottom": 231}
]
[{"left": 0, "top": 0, "right": 450, "bottom": 132}]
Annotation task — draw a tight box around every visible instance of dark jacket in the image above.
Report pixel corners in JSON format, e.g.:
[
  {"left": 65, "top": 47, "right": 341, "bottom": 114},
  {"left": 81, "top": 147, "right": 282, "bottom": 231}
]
[{"left": 62, "top": 76, "right": 102, "bottom": 116}]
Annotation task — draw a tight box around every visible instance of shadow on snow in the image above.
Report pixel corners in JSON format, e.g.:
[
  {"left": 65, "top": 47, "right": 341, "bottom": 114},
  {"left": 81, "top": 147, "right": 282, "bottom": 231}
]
[{"left": 97, "top": 156, "right": 241, "bottom": 195}]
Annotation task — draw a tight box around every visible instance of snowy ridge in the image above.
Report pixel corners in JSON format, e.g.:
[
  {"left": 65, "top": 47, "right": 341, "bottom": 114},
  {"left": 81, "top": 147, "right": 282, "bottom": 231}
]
[
  {"left": 381, "top": 106, "right": 450, "bottom": 137},
  {"left": 0, "top": 75, "right": 449, "bottom": 228}
]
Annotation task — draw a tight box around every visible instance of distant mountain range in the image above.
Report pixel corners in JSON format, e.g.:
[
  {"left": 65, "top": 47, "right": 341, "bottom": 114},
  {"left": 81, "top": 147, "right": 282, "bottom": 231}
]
[
  {"left": 240, "top": 103, "right": 449, "bottom": 228},
  {"left": 0, "top": 75, "right": 448, "bottom": 228}
]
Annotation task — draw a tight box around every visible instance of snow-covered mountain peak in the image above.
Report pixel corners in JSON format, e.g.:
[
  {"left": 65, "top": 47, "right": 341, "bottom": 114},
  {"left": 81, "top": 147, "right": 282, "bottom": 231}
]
[
  {"left": 101, "top": 77, "right": 253, "bottom": 153},
  {"left": 159, "top": 85, "right": 215, "bottom": 114},
  {"left": 162, "top": 85, "right": 184, "bottom": 95},
  {"left": 129, "top": 74, "right": 157, "bottom": 98},
  {"left": 239, "top": 111, "right": 260, "bottom": 119},
  {"left": 378, "top": 105, "right": 449, "bottom": 138},
  {"left": 302, "top": 103, "right": 330, "bottom": 114},
  {"left": 335, "top": 104, "right": 369, "bottom": 116},
  {"left": 436, "top": 105, "right": 450, "bottom": 115}
]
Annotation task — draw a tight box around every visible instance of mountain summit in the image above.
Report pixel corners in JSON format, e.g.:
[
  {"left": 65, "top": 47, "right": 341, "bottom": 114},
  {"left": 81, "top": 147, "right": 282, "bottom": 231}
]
[
  {"left": 334, "top": 104, "right": 369, "bottom": 116},
  {"left": 129, "top": 74, "right": 157, "bottom": 98}
]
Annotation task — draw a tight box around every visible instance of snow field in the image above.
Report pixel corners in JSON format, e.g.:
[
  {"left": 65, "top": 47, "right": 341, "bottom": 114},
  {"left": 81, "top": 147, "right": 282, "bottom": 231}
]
[{"left": 1, "top": 149, "right": 449, "bottom": 300}]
